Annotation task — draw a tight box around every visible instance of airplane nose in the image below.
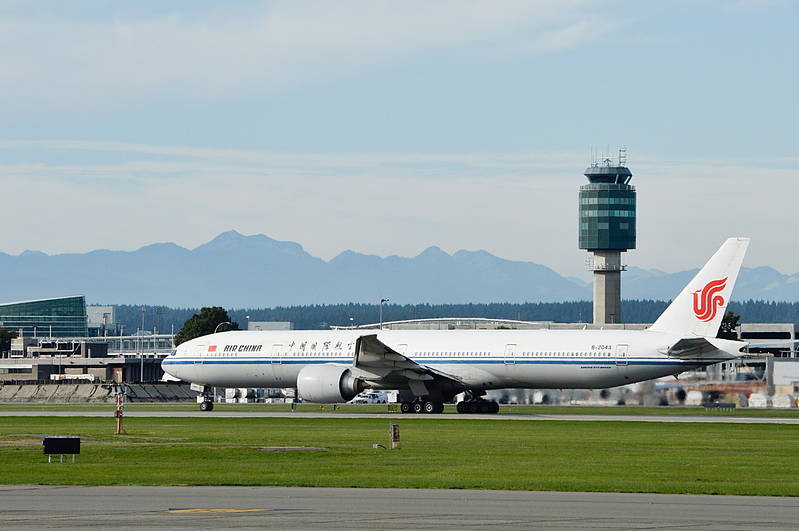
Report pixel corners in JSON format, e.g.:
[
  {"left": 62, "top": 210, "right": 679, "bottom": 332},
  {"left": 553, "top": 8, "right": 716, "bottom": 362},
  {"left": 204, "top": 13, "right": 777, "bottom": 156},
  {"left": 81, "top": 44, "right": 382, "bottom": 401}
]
[{"left": 161, "top": 358, "right": 181, "bottom": 379}]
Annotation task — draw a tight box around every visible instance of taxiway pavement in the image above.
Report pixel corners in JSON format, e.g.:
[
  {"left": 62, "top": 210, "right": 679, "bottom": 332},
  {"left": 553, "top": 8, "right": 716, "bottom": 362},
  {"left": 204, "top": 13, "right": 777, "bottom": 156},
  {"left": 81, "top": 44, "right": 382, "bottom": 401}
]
[{"left": 2, "top": 485, "right": 798, "bottom": 531}]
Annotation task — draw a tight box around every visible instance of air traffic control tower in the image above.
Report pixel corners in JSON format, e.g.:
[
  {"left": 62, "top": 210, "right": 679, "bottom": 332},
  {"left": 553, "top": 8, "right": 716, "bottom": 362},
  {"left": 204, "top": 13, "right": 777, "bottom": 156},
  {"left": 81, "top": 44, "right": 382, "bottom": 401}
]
[{"left": 579, "top": 149, "right": 636, "bottom": 324}]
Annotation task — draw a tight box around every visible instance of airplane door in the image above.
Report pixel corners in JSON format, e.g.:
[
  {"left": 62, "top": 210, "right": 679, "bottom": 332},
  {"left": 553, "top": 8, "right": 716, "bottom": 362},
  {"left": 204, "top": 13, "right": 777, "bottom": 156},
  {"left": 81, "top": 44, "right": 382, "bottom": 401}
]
[
  {"left": 615, "top": 344, "right": 628, "bottom": 366},
  {"left": 271, "top": 344, "right": 282, "bottom": 364},
  {"left": 615, "top": 344, "right": 629, "bottom": 379},
  {"left": 504, "top": 344, "right": 516, "bottom": 365},
  {"left": 194, "top": 345, "right": 205, "bottom": 365}
]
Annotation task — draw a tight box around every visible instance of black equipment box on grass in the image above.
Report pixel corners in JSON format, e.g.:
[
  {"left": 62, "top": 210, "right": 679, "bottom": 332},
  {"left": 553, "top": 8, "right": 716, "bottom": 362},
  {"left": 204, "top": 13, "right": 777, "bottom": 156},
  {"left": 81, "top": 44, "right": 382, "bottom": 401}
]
[{"left": 43, "top": 436, "right": 81, "bottom": 456}]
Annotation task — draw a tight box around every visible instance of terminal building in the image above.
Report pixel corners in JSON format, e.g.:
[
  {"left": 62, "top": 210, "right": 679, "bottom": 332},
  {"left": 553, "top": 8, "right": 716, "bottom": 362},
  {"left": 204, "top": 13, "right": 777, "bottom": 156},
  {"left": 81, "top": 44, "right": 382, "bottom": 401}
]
[
  {"left": 0, "top": 296, "right": 89, "bottom": 338},
  {"left": 0, "top": 296, "right": 171, "bottom": 384}
]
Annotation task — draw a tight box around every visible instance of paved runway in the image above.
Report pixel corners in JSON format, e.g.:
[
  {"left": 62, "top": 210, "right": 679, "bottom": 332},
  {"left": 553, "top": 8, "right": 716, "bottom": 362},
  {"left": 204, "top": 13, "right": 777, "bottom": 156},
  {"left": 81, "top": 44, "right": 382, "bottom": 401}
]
[
  {"left": 2, "top": 408, "right": 799, "bottom": 423},
  {"left": 2, "top": 485, "right": 798, "bottom": 530}
]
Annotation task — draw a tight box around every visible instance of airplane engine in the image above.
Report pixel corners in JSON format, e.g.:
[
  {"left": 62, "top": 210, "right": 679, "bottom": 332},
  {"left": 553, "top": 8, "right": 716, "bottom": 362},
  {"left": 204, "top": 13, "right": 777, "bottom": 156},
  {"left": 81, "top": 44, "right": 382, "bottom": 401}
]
[{"left": 297, "top": 364, "right": 366, "bottom": 403}]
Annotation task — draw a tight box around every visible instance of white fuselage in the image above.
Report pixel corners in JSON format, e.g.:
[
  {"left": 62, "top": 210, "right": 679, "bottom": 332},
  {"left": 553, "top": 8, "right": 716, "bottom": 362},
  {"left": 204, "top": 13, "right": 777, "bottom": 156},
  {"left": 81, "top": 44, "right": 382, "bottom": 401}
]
[{"left": 162, "top": 329, "right": 741, "bottom": 392}]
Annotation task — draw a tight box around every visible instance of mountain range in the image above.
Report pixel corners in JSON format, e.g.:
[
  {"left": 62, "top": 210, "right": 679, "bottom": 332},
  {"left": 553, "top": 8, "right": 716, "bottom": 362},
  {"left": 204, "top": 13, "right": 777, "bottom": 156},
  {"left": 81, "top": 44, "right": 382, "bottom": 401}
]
[{"left": 0, "top": 231, "right": 797, "bottom": 308}]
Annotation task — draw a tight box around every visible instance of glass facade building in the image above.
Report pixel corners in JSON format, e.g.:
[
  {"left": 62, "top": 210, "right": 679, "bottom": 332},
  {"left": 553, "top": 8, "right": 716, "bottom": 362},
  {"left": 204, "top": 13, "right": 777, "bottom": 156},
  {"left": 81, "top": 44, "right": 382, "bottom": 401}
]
[{"left": 0, "top": 296, "right": 88, "bottom": 338}]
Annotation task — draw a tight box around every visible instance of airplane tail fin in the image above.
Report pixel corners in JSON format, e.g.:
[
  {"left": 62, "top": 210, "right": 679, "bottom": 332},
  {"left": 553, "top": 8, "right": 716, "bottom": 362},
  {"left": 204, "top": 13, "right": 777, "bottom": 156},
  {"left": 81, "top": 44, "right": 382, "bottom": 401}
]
[{"left": 648, "top": 237, "right": 749, "bottom": 337}]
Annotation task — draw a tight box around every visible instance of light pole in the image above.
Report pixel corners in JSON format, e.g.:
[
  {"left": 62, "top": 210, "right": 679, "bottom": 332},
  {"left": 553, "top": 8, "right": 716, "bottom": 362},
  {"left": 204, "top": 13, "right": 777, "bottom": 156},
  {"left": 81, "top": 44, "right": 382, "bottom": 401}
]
[
  {"left": 140, "top": 307, "right": 145, "bottom": 382},
  {"left": 246, "top": 315, "right": 250, "bottom": 331},
  {"left": 155, "top": 306, "right": 163, "bottom": 339},
  {"left": 380, "top": 298, "right": 389, "bottom": 329}
]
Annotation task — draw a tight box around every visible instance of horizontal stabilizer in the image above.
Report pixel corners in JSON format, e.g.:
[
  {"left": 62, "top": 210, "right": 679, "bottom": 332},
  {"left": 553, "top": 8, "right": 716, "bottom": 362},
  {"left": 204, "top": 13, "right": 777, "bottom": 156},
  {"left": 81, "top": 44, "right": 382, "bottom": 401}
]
[
  {"left": 661, "top": 337, "right": 716, "bottom": 358},
  {"left": 747, "top": 340, "right": 799, "bottom": 350}
]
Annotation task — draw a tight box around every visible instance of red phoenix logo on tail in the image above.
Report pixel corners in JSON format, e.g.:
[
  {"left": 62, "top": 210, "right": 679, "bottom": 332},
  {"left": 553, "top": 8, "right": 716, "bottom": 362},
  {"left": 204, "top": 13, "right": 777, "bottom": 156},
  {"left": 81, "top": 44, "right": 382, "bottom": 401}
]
[{"left": 693, "top": 278, "right": 727, "bottom": 322}]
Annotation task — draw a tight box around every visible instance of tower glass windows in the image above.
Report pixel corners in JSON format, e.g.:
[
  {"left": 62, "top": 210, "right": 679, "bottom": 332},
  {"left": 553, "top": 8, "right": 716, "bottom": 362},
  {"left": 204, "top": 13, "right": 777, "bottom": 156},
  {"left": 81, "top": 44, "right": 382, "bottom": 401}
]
[{"left": 579, "top": 183, "right": 636, "bottom": 251}]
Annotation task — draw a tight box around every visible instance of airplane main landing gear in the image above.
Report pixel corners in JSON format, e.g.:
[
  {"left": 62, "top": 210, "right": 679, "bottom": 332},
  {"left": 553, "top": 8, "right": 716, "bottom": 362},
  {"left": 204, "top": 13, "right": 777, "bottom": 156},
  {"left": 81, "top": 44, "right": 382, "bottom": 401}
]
[
  {"left": 456, "top": 400, "right": 499, "bottom": 414},
  {"left": 399, "top": 399, "right": 444, "bottom": 414},
  {"left": 199, "top": 399, "right": 214, "bottom": 412}
]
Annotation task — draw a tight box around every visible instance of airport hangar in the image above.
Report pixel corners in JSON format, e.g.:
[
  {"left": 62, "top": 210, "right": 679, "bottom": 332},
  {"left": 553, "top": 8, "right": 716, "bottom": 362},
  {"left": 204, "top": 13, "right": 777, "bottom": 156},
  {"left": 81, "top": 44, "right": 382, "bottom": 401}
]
[{"left": 0, "top": 296, "right": 797, "bottom": 398}]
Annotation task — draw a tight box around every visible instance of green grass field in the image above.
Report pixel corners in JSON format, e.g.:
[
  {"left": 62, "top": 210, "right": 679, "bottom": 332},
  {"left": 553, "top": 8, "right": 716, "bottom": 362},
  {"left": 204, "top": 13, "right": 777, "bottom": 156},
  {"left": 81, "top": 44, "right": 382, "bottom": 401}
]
[{"left": 2, "top": 412, "right": 798, "bottom": 496}]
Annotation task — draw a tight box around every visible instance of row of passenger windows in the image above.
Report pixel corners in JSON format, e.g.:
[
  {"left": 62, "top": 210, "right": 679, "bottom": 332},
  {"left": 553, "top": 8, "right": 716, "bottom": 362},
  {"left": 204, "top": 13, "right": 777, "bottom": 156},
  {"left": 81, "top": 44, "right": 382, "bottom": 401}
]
[
  {"left": 207, "top": 349, "right": 342, "bottom": 357},
  {"left": 206, "top": 349, "right": 614, "bottom": 359},
  {"left": 411, "top": 352, "right": 614, "bottom": 358},
  {"left": 293, "top": 351, "right": 344, "bottom": 356}
]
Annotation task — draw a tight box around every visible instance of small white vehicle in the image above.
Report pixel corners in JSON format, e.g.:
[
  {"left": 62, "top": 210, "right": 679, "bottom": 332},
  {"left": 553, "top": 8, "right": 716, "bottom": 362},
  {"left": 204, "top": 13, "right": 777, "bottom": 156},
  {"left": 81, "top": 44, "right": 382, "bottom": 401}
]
[{"left": 352, "top": 391, "right": 389, "bottom": 404}]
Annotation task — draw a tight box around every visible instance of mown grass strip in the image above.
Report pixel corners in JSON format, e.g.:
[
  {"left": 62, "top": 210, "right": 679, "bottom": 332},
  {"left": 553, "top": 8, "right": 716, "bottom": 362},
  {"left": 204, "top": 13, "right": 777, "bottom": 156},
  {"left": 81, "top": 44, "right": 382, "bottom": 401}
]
[{"left": 1, "top": 416, "right": 798, "bottom": 496}]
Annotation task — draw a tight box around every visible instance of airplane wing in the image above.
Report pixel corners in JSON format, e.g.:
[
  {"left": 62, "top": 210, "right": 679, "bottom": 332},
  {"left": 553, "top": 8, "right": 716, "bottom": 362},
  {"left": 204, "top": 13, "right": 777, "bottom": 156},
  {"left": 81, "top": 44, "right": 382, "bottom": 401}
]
[{"left": 351, "top": 334, "right": 464, "bottom": 397}]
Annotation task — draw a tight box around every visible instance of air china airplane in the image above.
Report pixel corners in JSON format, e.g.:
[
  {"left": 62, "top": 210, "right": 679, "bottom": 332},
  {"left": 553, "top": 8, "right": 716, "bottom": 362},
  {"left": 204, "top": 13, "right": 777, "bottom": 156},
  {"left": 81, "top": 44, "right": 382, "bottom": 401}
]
[{"left": 162, "top": 237, "right": 750, "bottom": 414}]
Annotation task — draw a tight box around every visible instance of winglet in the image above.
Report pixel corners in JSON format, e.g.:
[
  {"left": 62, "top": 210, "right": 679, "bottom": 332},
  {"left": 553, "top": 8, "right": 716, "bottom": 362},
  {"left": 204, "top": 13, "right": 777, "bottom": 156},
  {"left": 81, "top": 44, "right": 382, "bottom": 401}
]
[{"left": 648, "top": 237, "right": 749, "bottom": 337}]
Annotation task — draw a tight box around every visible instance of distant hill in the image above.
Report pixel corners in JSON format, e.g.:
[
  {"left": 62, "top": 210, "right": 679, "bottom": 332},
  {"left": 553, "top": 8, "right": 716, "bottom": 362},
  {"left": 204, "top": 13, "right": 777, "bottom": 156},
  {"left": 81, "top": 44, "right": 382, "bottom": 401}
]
[
  {"left": 623, "top": 265, "right": 799, "bottom": 302},
  {"left": 0, "top": 231, "right": 796, "bottom": 307}
]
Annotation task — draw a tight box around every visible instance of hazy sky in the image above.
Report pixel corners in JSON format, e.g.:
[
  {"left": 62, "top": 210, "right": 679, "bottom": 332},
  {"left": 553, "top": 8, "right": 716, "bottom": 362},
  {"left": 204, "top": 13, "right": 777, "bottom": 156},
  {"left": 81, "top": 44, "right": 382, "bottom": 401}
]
[{"left": 1, "top": 1, "right": 797, "bottom": 281}]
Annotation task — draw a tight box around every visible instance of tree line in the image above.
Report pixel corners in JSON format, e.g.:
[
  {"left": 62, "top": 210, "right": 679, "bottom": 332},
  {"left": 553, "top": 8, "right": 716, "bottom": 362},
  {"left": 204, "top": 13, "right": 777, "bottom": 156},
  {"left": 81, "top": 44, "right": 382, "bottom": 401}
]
[{"left": 110, "top": 300, "right": 799, "bottom": 334}]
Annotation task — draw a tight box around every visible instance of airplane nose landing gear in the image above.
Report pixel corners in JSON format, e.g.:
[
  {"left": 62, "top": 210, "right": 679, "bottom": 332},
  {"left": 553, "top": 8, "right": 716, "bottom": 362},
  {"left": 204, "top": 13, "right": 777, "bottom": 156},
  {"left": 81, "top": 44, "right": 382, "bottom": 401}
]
[{"left": 191, "top": 383, "right": 215, "bottom": 412}]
